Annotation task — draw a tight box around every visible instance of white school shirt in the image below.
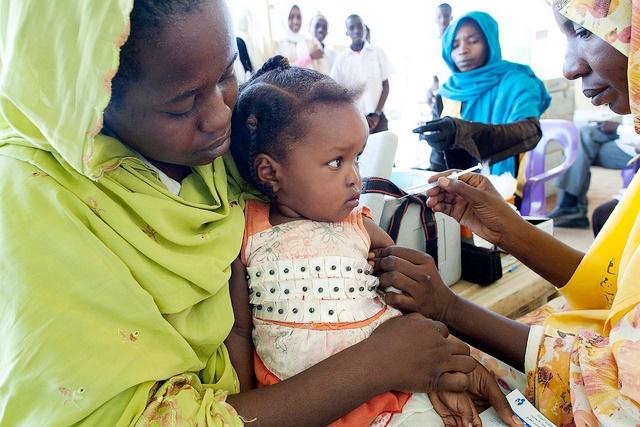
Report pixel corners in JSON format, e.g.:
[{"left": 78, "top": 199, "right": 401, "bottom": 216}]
[{"left": 330, "top": 42, "right": 392, "bottom": 115}]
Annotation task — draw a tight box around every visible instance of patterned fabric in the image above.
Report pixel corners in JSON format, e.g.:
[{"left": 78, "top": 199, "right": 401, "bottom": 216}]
[
  {"left": 243, "top": 200, "right": 400, "bottom": 375},
  {"left": 554, "top": 0, "right": 640, "bottom": 133},
  {"left": 0, "top": 1, "right": 251, "bottom": 425},
  {"left": 243, "top": 200, "right": 443, "bottom": 427},
  {"left": 520, "top": 168, "right": 640, "bottom": 423}
]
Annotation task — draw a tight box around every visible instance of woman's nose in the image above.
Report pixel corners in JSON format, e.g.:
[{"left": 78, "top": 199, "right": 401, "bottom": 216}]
[
  {"left": 198, "top": 87, "right": 231, "bottom": 134},
  {"left": 563, "top": 46, "right": 590, "bottom": 81}
]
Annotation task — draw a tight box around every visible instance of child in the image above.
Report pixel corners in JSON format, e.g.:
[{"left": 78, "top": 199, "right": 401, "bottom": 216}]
[
  {"left": 228, "top": 56, "right": 481, "bottom": 426},
  {"left": 330, "top": 14, "right": 391, "bottom": 134},
  {"left": 276, "top": 4, "right": 324, "bottom": 70}
]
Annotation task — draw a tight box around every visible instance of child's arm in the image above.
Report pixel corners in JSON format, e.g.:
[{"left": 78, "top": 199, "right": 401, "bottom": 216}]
[
  {"left": 363, "top": 216, "right": 394, "bottom": 251},
  {"left": 224, "top": 257, "right": 255, "bottom": 392},
  {"left": 363, "top": 217, "right": 407, "bottom": 293}
]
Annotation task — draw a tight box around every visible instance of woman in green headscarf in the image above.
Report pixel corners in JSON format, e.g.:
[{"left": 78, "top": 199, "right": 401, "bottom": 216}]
[{"left": 0, "top": 1, "right": 494, "bottom": 425}]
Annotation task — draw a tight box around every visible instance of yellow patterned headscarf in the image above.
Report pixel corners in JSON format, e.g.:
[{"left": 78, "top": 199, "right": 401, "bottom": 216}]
[
  {"left": 0, "top": 1, "right": 248, "bottom": 425},
  {"left": 553, "top": 0, "right": 640, "bottom": 133}
]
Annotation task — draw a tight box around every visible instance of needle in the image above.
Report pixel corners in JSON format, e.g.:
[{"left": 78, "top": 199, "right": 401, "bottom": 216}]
[
  {"left": 395, "top": 163, "right": 482, "bottom": 200},
  {"left": 448, "top": 163, "right": 482, "bottom": 180}
]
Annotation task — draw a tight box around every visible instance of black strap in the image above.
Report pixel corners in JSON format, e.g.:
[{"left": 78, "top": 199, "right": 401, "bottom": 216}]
[{"left": 361, "top": 177, "right": 438, "bottom": 262}]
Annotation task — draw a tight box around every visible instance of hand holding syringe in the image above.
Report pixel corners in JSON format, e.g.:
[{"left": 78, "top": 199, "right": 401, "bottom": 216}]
[
  {"left": 396, "top": 163, "right": 482, "bottom": 201},
  {"left": 381, "top": 164, "right": 482, "bottom": 294}
]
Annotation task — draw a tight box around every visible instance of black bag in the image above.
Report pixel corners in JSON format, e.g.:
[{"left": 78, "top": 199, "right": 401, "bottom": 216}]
[{"left": 361, "top": 177, "right": 438, "bottom": 264}]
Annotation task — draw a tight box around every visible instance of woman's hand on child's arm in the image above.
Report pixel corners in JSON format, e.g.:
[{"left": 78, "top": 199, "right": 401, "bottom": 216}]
[
  {"left": 370, "top": 314, "right": 477, "bottom": 393},
  {"left": 373, "top": 246, "right": 530, "bottom": 371},
  {"left": 224, "top": 257, "right": 255, "bottom": 392},
  {"left": 373, "top": 245, "right": 457, "bottom": 320},
  {"left": 226, "top": 313, "right": 477, "bottom": 425}
]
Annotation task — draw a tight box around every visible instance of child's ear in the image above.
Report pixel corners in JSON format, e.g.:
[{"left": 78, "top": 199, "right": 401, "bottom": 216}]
[{"left": 254, "top": 153, "right": 282, "bottom": 194}]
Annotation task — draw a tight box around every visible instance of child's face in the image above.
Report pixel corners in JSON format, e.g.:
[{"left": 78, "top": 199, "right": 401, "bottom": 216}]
[
  {"left": 451, "top": 21, "right": 488, "bottom": 72},
  {"left": 288, "top": 6, "right": 302, "bottom": 33},
  {"left": 104, "top": 0, "right": 238, "bottom": 169},
  {"left": 436, "top": 6, "right": 453, "bottom": 36},
  {"left": 345, "top": 17, "right": 365, "bottom": 44},
  {"left": 312, "top": 18, "right": 328, "bottom": 43},
  {"left": 273, "top": 103, "right": 368, "bottom": 222}
]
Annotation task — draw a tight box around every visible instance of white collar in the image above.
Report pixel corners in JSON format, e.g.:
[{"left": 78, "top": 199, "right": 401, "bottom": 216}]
[
  {"left": 137, "top": 155, "right": 182, "bottom": 196},
  {"left": 350, "top": 41, "right": 374, "bottom": 53}
]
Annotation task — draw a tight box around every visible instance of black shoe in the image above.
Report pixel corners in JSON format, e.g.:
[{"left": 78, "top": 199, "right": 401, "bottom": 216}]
[
  {"left": 548, "top": 206, "right": 590, "bottom": 228},
  {"left": 553, "top": 214, "right": 590, "bottom": 228},
  {"left": 548, "top": 205, "right": 581, "bottom": 219}
]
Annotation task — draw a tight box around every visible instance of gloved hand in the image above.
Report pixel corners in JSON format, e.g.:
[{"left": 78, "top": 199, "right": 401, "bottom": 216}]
[{"left": 413, "top": 116, "right": 457, "bottom": 152}]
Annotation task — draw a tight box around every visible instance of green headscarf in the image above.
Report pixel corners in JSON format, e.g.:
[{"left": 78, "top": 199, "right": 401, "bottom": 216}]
[{"left": 0, "top": 1, "right": 247, "bottom": 425}]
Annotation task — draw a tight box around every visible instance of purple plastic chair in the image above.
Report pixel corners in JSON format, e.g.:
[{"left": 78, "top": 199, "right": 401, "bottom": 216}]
[
  {"left": 621, "top": 158, "right": 640, "bottom": 188},
  {"left": 520, "top": 119, "right": 579, "bottom": 217}
]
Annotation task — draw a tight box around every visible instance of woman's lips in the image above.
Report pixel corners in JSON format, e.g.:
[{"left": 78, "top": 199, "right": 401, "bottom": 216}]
[
  {"left": 195, "top": 129, "right": 231, "bottom": 161},
  {"left": 583, "top": 87, "right": 610, "bottom": 106},
  {"left": 201, "top": 129, "right": 230, "bottom": 151}
]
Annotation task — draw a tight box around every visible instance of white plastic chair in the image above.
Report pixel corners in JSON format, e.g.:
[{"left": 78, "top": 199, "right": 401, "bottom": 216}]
[{"left": 358, "top": 131, "right": 399, "bottom": 223}]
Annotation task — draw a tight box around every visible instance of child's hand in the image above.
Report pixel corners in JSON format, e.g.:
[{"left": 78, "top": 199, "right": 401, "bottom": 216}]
[
  {"left": 429, "top": 391, "right": 481, "bottom": 427},
  {"left": 372, "top": 246, "right": 458, "bottom": 321}
]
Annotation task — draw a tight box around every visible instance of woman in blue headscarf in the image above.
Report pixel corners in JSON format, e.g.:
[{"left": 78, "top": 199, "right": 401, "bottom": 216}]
[{"left": 415, "top": 11, "right": 551, "bottom": 177}]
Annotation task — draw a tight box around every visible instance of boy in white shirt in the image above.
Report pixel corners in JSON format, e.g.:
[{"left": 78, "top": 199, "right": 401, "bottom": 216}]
[{"left": 330, "top": 15, "right": 391, "bottom": 134}]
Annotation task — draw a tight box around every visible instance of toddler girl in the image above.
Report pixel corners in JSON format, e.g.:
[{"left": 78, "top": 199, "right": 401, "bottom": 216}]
[{"left": 229, "top": 56, "right": 455, "bottom": 426}]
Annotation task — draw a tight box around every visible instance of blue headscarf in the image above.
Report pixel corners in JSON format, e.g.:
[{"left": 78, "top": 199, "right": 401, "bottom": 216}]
[{"left": 439, "top": 11, "right": 551, "bottom": 176}]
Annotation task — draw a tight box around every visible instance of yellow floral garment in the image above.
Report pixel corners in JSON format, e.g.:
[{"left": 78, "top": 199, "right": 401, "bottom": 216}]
[
  {"left": 0, "top": 1, "right": 251, "bottom": 425},
  {"left": 474, "top": 166, "right": 640, "bottom": 426},
  {"left": 525, "top": 174, "right": 640, "bottom": 427},
  {"left": 457, "top": 4, "right": 640, "bottom": 424}
]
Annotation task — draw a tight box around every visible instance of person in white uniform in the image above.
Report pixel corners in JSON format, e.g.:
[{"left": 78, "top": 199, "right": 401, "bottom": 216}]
[{"left": 330, "top": 14, "right": 391, "bottom": 134}]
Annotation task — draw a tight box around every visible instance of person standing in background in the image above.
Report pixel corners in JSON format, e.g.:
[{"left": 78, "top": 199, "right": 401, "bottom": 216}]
[
  {"left": 331, "top": 14, "right": 391, "bottom": 134},
  {"left": 309, "top": 13, "right": 336, "bottom": 74},
  {"left": 426, "top": 3, "right": 454, "bottom": 114},
  {"left": 276, "top": 4, "right": 325, "bottom": 69}
]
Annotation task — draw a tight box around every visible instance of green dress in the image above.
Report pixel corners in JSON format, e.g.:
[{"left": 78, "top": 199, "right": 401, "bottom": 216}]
[{"left": 0, "top": 1, "right": 247, "bottom": 425}]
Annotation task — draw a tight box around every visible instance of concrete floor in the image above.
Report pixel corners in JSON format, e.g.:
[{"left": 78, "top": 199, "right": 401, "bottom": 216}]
[{"left": 550, "top": 166, "right": 622, "bottom": 252}]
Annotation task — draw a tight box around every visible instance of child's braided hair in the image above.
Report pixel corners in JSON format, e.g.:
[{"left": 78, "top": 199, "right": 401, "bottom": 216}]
[{"left": 230, "top": 56, "right": 359, "bottom": 195}]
